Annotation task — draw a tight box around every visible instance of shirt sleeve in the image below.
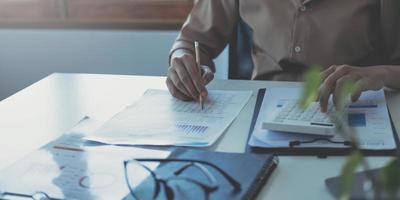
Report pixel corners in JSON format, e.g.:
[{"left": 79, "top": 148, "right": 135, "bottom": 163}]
[
  {"left": 380, "top": 0, "right": 400, "bottom": 65},
  {"left": 169, "top": 0, "right": 239, "bottom": 71}
]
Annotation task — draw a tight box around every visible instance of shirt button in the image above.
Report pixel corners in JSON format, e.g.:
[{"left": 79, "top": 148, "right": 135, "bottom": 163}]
[
  {"left": 300, "top": 6, "right": 306, "bottom": 11},
  {"left": 295, "top": 46, "right": 301, "bottom": 53}
]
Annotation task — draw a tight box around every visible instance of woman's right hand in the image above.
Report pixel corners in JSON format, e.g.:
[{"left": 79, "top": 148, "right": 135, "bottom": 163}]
[{"left": 166, "top": 50, "right": 214, "bottom": 101}]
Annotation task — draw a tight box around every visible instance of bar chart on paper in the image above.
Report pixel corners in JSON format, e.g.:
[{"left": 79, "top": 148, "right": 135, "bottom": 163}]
[
  {"left": 175, "top": 123, "right": 209, "bottom": 135},
  {"left": 85, "top": 89, "right": 252, "bottom": 147}
]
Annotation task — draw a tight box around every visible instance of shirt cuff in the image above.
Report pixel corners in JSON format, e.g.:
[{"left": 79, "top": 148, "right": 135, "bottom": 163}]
[
  {"left": 169, "top": 40, "right": 195, "bottom": 64},
  {"left": 169, "top": 39, "right": 215, "bottom": 71}
]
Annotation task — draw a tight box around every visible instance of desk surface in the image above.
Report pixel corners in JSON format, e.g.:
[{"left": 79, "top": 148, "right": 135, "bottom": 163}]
[{"left": 1, "top": 73, "right": 399, "bottom": 200}]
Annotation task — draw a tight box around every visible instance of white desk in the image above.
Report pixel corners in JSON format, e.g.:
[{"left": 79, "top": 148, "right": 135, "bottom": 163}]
[{"left": 1, "top": 73, "right": 399, "bottom": 200}]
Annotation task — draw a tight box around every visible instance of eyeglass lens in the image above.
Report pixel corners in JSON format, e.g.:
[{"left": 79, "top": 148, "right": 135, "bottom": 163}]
[
  {"left": 125, "top": 161, "right": 157, "bottom": 200},
  {"left": 126, "top": 161, "right": 214, "bottom": 200}
]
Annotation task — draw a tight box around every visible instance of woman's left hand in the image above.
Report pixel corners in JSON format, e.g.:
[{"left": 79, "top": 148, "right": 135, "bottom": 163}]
[{"left": 318, "top": 65, "right": 387, "bottom": 112}]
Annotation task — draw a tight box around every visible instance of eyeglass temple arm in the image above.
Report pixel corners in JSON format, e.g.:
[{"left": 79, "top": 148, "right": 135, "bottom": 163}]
[{"left": 135, "top": 158, "right": 242, "bottom": 191}]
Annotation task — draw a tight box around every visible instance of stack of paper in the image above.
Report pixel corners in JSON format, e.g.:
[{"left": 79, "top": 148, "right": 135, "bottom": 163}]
[{"left": 85, "top": 89, "right": 252, "bottom": 147}]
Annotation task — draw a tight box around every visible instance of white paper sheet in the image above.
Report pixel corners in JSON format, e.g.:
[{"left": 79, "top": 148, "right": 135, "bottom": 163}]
[
  {"left": 248, "top": 87, "right": 396, "bottom": 150},
  {"left": 0, "top": 117, "right": 171, "bottom": 200},
  {"left": 85, "top": 89, "right": 253, "bottom": 147}
]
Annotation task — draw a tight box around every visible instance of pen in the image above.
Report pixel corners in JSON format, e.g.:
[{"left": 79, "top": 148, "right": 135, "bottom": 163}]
[{"left": 194, "top": 41, "right": 204, "bottom": 110}]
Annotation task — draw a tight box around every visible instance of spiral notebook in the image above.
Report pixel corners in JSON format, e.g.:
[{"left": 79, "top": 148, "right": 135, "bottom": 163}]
[{"left": 246, "top": 88, "right": 399, "bottom": 156}]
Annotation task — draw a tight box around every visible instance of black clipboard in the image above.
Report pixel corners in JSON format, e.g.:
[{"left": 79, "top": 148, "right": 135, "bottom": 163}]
[{"left": 245, "top": 88, "right": 400, "bottom": 156}]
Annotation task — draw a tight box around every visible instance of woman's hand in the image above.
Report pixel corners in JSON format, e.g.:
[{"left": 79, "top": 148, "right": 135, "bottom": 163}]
[
  {"left": 318, "top": 65, "right": 388, "bottom": 112},
  {"left": 166, "top": 50, "right": 214, "bottom": 101}
]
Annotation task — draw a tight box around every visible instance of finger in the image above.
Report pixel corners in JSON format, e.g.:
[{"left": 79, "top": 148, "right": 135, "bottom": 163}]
[
  {"left": 180, "top": 54, "right": 206, "bottom": 96},
  {"left": 174, "top": 60, "right": 200, "bottom": 100},
  {"left": 332, "top": 75, "right": 358, "bottom": 110},
  {"left": 168, "top": 66, "right": 193, "bottom": 99},
  {"left": 166, "top": 78, "right": 191, "bottom": 101},
  {"left": 351, "top": 86, "right": 363, "bottom": 103},
  {"left": 198, "top": 66, "right": 214, "bottom": 99},
  {"left": 350, "top": 78, "right": 383, "bottom": 102},
  {"left": 351, "top": 79, "right": 369, "bottom": 102},
  {"left": 321, "top": 65, "right": 337, "bottom": 81},
  {"left": 318, "top": 84, "right": 332, "bottom": 113},
  {"left": 201, "top": 65, "right": 214, "bottom": 85},
  {"left": 324, "top": 65, "right": 352, "bottom": 90},
  {"left": 173, "top": 59, "right": 200, "bottom": 100},
  {"left": 317, "top": 66, "right": 336, "bottom": 102}
]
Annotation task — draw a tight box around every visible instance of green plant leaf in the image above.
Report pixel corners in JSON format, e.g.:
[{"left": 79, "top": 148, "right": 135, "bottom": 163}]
[
  {"left": 336, "top": 80, "right": 358, "bottom": 113},
  {"left": 379, "top": 157, "right": 400, "bottom": 198},
  {"left": 299, "top": 66, "right": 322, "bottom": 109},
  {"left": 340, "top": 151, "right": 363, "bottom": 200},
  {"left": 329, "top": 112, "right": 353, "bottom": 141}
]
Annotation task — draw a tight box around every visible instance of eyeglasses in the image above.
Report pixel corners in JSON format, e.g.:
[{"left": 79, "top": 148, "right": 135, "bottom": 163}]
[
  {"left": 123, "top": 158, "right": 241, "bottom": 200},
  {"left": 0, "top": 191, "right": 54, "bottom": 200}
]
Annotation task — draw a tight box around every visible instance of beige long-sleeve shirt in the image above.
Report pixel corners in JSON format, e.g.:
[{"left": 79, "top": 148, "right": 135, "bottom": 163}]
[{"left": 170, "top": 0, "right": 400, "bottom": 81}]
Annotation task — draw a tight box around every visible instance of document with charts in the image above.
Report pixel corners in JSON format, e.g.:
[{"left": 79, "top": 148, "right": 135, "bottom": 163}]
[
  {"left": 0, "top": 117, "right": 171, "bottom": 200},
  {"left": 85, "top": 89, "right": 253, "bottom": 147},
  {"left": 249, "top": 87, "right": 396, "bottom": 150}
]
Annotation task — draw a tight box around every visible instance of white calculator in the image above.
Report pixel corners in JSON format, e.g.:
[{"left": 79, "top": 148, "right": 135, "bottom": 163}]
[{"left": 262, "top": 100, "right": 336, "bottom": 136}]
